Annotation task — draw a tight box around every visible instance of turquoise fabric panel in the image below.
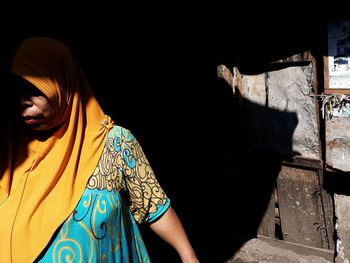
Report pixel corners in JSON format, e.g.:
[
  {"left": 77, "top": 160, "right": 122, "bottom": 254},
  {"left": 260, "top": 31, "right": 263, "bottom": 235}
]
[
  {"left": 37, "top": 189, "right": 150, "bottom": 263},
  {"left": 37, "top": 125, "right": 171, "bottom": 262}
]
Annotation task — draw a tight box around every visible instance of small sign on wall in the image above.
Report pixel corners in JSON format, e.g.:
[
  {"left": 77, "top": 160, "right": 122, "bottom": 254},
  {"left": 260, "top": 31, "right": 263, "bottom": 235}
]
[{"left": 325, "top": 18, "right": 350, "bottom": 94}]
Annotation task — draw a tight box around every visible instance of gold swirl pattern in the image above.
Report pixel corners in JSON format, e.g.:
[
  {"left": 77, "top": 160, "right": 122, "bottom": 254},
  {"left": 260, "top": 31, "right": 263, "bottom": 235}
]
[
  {"left": 52, "top": 217, "right": 83, "bottom": 263},
  {"left": 39, "top": 190, "right": 151, "bottom": 262},
  {"left": 135, "top": 233, "right": 150, "bottom": 263},
  {"left": 87, "top": 136, "right": 124, "bottom": 193},
  {"left": 87, "top": 126, "right": 168, "bottom": 223},
  {"left": 37, "top": 126, "right": 169, "bottom": 262}
]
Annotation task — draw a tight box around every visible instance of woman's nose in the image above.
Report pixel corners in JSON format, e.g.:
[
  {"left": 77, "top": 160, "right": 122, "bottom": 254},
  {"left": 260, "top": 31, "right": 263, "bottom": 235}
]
[{"left": 20, "top": 96, "right": 33, "bottom": 109}]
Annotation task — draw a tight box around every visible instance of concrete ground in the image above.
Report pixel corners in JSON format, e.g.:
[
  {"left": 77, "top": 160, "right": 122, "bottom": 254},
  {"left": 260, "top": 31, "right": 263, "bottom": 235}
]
[{"left": 225, "top": 238, "right": 333, "bottom": 263}]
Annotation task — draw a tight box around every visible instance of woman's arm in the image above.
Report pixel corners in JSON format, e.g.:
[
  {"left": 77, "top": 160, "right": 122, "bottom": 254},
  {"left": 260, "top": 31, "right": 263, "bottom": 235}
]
[{"left": 150, "top": 205, "right": 200, "bottom": 263}]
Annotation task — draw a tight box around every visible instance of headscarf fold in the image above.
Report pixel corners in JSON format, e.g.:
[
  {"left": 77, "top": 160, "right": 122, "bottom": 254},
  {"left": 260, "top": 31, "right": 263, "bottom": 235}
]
[{"left": 0, "top": 37, "right": 114, "bottom": 262}]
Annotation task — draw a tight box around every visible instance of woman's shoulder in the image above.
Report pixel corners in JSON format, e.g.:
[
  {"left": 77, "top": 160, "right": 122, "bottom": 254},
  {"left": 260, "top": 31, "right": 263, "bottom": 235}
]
[{"left": 107, "top": 125, "right": 135, "bottom": 142}]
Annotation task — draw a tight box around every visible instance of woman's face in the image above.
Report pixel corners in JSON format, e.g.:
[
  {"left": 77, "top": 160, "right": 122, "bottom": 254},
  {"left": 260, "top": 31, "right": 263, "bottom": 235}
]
[{"left": 17, "top": 80, "right": 56, "bottom": 131}]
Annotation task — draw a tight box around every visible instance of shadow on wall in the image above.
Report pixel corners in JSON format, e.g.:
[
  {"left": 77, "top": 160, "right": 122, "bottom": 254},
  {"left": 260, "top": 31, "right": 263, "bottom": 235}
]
[{"left": 137, "top": 74, "right": 299, "bottom": 262}]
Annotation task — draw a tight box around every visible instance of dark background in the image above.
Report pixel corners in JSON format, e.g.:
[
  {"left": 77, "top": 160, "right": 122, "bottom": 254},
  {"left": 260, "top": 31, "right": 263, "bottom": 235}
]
[{"left": 0, "top": 6, "right": 343, "bottom": 262}]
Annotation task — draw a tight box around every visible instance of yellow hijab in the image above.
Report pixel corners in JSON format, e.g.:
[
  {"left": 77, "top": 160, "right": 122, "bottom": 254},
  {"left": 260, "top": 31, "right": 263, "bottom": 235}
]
[{"left": 0, "top": 37, "right": 114, "bottom": 262}]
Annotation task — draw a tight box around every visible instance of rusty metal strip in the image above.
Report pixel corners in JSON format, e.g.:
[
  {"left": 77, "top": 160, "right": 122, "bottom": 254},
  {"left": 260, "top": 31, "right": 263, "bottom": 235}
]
[{"left": 281, "top": 156, "right": 323, "bottom": 170}]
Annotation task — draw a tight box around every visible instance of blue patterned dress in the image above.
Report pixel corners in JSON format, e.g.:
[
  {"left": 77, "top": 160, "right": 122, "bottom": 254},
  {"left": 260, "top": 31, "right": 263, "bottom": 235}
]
[{"left": 36, "top": 126, "right": 170, "bottom": 263}]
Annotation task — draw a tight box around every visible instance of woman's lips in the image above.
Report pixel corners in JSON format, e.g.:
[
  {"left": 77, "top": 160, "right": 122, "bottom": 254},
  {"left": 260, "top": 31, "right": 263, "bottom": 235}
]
[
  {"left": 23, "top": 116, "right": 43, "bottom": 125},
  {"left": 24, "top": 119, "right": 38, "bottom": 124}
]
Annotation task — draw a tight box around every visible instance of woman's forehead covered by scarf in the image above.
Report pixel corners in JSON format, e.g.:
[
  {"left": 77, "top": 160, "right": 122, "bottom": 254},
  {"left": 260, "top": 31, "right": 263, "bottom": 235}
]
[{"left": 11, "top": 37, "right": 83, "bottom": 125}]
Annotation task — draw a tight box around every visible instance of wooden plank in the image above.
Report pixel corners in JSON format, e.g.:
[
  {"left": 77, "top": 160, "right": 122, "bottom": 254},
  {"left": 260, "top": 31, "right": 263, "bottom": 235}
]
[
  {"left": 322, "top": 188, "right": 335, "bottom": 250},
  {"left": 271, "top": 51, "right": 313, "bottom": 63},
  {"left": 311, "top": 55, "right": 323, "bottom": 161},
  {"left": 281, "top": 155, "right": 323, "bottom": 170},
  {"left": 324, "top": 88, "right": 350, "bottom": 94},
  {"left": 232, "top": 66, "right": 244, "bottom": 106},
  {"left": 257, "top": 235, "right": 334, "bottom": 262},
  {"left": 257, "top": 187, "right": 275, "bottom": 238},
  {"left": 324, "top": 56, "right": 330, "bottom": 92},
  {"left": 277, "top": 165, "right": 325, "bottom": 248},
  {"left": 217, "top": 64, "right": 233, "bottom": 88}
]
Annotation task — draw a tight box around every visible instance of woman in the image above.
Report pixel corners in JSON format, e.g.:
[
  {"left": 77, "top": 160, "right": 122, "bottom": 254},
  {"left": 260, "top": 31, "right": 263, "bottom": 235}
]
[{"left": 0, "top": 37, "right": 199, "bottom": 263}]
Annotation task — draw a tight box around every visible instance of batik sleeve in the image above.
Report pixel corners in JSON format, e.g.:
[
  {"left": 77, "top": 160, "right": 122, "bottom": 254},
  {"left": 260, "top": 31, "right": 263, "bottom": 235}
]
[{"left": 119, "top": 128, "right": 170, "bottom": 224}]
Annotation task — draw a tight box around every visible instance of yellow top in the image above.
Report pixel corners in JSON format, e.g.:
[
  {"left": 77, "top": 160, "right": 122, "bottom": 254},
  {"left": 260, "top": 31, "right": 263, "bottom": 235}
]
[{"left": 0, "top": 37, "right": 114, "bottom": 262}]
